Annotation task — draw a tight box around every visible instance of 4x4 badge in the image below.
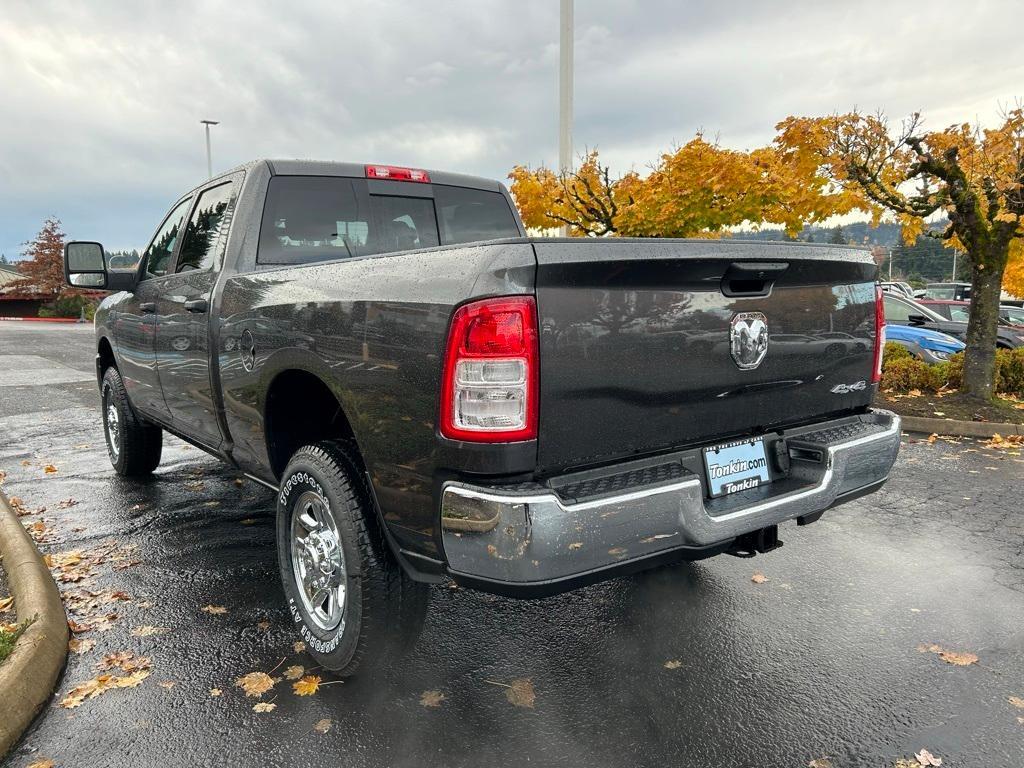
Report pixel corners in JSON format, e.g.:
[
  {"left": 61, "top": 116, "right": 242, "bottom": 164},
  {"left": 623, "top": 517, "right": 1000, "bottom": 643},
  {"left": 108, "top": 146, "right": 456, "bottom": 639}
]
[{"left": 730, "top": 312, "right": 769, "bottom": 370}]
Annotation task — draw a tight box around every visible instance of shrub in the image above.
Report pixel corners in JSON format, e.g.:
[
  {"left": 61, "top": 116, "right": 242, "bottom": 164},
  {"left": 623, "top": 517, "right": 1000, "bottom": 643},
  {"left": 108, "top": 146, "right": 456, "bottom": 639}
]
[
  {"left": 39, "top": 294, "right": 97, "bottom": 321},
  {"left": 997, "top": 347, "right": 1024, "bottom": 397},
  {"left": 879, "top": 347, "right": 1024, "bottom": 398},
  {"left": 883, "top": 341, "right": 912, "bottom": 361},
  {"left": 880, "top": 355, "right": 948, "bottom": 393}
]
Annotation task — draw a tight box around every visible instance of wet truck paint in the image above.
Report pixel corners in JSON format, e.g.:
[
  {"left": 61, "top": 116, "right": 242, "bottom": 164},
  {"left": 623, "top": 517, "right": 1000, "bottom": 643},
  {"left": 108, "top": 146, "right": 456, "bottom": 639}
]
[
  {"left": 83, "top": 159, "right": 895, "bottom": 596},
  {"left": 533, "top": 240, "right": 878, "bottom": 473}
]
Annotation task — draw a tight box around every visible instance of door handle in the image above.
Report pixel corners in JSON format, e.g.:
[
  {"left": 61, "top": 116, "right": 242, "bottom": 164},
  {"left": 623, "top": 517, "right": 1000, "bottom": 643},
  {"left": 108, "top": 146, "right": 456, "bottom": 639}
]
[
  {"left": 184, "top": 299, "right": 208, "bottom": 313},
  {"left": 139, "top": 302, "right": 156, "bottom": 313}
]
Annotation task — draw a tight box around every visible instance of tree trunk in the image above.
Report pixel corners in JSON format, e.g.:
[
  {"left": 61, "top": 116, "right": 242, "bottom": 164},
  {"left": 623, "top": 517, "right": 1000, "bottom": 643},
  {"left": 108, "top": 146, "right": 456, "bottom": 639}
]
[{"left": 960, "top": 244, "right": 1008, "bottom": 400}]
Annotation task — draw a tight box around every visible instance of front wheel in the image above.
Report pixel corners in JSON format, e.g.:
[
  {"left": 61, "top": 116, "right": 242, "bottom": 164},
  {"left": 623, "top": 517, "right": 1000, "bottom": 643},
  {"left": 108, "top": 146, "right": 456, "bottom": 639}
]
[
  {"left": 276, "top": 441, "right": 429, "bottom": 677},
  {"left": 101, "top": 366, "right": 162, "bottom": 476}
]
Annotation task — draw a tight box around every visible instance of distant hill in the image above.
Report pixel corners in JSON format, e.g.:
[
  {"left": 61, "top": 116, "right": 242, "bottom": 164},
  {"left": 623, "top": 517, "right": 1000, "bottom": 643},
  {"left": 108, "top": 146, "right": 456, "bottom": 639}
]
[{"left": 735, "top": 221, "right": 906, "bottom": 247}]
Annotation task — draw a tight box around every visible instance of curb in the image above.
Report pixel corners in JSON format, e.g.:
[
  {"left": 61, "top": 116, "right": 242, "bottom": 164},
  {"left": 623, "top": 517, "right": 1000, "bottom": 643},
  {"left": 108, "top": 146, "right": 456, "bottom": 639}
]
[
  {"left": 0, "top": 317, "right": 81, "bottom": 324},
  {"left": 0, "top": 490, "right": 68, "bottom": 758},
  {"left": 899, "top": 414, "right": 1024, "bottom": 438}
]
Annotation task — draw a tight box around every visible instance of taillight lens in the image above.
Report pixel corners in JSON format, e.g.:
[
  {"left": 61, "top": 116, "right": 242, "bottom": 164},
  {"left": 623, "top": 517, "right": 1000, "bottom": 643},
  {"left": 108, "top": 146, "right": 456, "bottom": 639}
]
[
  {"left": 440, "top": 296, "right": 538, "bottom": 442},
  {"left": 872, "top": 284, "right": 885, "bottom": 383}
]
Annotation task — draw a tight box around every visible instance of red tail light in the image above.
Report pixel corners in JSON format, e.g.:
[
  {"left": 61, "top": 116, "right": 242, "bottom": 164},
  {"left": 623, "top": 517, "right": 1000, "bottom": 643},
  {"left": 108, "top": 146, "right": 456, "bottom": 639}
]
[
  {"left": 440, "top": 296, "right": 538, "bottom": 442},
  {"left": 872, "top": 284, "right": 886, "bottom": 383},
  {"left": 365, "top": 164, "right": 430, "bottom": 183}
]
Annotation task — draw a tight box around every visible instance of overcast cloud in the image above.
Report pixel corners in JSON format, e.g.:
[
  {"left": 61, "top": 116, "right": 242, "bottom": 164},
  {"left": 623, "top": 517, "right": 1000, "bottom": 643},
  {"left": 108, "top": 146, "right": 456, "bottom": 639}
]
[{"left": 2, "top": 0, "right": 1023, "bottom": 257}]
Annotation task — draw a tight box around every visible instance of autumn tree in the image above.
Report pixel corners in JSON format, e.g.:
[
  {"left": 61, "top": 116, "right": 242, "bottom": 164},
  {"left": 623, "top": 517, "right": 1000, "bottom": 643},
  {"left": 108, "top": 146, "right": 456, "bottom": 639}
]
[
  {"left": 776, "top": 110, "right": 1024, "bottom": 400},
  {"left": 14, "top": 218, "right": 69, "bottom": 297},
  {"left": 509, "top": 135, "right": 856, "bottom": 239}
]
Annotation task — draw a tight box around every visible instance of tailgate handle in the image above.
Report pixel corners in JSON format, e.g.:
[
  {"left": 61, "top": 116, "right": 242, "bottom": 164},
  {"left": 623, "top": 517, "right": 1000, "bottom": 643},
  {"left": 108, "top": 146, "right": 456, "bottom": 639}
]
[{"left": 722, "top": 262, "right": 788, "bottom": 298}]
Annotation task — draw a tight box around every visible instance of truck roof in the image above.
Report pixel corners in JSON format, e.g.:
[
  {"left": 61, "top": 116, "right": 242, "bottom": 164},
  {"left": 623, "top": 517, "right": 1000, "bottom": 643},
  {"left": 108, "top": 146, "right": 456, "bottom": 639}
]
[{"left": 217, "top": 159, "right": 505, "bottom": 192}]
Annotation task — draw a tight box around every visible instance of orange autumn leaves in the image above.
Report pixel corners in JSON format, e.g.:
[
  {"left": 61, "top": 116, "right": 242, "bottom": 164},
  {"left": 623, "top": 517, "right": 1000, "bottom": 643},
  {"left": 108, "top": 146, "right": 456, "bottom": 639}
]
[{"left": 509, "top": 110, "right": 1024, "bottom": 296}]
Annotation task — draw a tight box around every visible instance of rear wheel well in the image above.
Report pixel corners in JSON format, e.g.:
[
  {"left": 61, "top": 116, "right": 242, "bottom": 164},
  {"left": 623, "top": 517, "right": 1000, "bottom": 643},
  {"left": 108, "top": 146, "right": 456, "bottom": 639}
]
[{"left": 265, "top": 370, "right": 358, "bottom": 479}]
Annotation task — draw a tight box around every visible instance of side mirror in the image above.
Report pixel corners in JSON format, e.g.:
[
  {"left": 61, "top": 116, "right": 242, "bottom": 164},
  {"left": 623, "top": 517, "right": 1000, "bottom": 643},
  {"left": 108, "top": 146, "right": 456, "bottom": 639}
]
[
  {"left": 907, "top": 313, "right": 929, "bottom": 326},
  {"left": 64, "top": 241, "right": 137, "bottom": 292}
]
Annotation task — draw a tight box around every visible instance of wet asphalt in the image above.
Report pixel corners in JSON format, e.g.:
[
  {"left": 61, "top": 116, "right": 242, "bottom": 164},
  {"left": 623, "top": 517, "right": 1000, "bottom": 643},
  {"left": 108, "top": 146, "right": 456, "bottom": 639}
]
[{"left": 0, "top": 320, "right": 1023, "bottom": 768}]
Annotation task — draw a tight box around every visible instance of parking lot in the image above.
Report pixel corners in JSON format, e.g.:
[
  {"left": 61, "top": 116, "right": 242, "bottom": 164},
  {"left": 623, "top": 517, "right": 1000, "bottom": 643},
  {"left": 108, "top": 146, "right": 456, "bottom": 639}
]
[{"left": 1, "top": 320, "right": 1023, "bottom": 768}]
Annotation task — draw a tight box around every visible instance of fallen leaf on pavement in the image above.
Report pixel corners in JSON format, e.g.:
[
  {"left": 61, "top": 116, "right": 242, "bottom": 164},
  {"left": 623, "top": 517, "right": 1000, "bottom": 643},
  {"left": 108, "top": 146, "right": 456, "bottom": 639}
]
[
  {"left": 293, "top": 675, "right": 321, "bottom": 696},
  {"left": 1008, "top": 696, "right": 1024, "bottom": 709},
  {"left": 917, "top": 643, "right": 978, "bottom": 666},
  {"left": 807, "top": 759, "right": 833, "bottom": 768},
  {"left": 98, "top": 652, "right": 151, "bottom": 673},
  {"left": 926, "top": 433, "right": 938, "bottom": 444},
  {"left": 293, "top": 641, "right": 306, "bottom": 653},
  {"left": 235, "top": 672, "right": 276, "bottom": 697},
  {"left": 0, "top": 597, "right": 13, "bottom": 613},
  {"left": 61, "top": 668, "right": 151, "bottom": 708},
  {"left": 257, "top": 620, "right": 270, "bottom": 631},
  {"left": 939, "top": 650, "right": 978, "bottom": 666},
  {"left": 240, "top": 518, "right": 257, "bottom": 525},
  {"left": 253, "top": 702, "right": 277, "bottom": 713},
  {"left": 313, "top": 718, "right": 332, "bottom": 734},
  {"left": 210, "top": 688, "right": 222, "bottom": 697},
  {"left": 915, "top": 748, "right": 942, "bottom": 766},
  {"left": 68, "top": 637, "right": 95, "bottom": 655},
  {"left": 419, "top": 690, "right": 445, "bottom": 708},
  {"left": 201, "top": 605, "right": 228, "bottom": 615},
  {"left": 43, "top": 464, "right": 58, "bottom": 474},
  {"left": 158, "top": 680, "right": 176, "bottom": 690},
  {"left": 26, "top": 760, "right": 54, "bottom": 768},
  {"left": 130, "top": 625, "right": 167, "bottom": 637},
  {"left": 751, "top": 572, "right": 768, "bottom": 584},
  {"left": 663, "top": 660, "right": 682, "bottom": 670},
  {"left": 283, "top": 665, "right": 305, "bottom": 681}
]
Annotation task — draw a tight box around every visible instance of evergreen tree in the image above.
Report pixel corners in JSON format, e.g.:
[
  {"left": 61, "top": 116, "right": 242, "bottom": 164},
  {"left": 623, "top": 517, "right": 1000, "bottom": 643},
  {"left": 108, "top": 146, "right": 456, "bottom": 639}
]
[{"left": 828, "top": 226, "right": 846, "bottom": 244}]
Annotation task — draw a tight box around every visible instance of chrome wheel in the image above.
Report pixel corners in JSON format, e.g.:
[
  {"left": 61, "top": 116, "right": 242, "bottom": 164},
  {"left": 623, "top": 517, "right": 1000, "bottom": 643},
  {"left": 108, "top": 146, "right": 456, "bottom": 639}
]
[
  {"left": 290, "top": 490, "right": 346, "bottom": 631},
  {"left": 105, "top": 397, "right": 120, "bottom": 460}
]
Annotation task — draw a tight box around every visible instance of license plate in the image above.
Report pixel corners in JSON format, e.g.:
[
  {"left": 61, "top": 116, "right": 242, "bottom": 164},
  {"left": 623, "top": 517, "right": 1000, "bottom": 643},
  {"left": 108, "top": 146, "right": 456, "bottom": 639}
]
[{"left": 703, "top": 438, "right": 771, "bottom": 497}]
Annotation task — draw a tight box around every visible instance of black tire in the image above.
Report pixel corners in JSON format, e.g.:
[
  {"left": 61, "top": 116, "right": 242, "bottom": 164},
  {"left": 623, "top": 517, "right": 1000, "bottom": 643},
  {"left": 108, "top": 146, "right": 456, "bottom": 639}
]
[
  {"left": 101, "top": 366, "right": 162, "bottom": 476},
  {"left": 276, "top": 440, "right": 429, "bottom": 677}
]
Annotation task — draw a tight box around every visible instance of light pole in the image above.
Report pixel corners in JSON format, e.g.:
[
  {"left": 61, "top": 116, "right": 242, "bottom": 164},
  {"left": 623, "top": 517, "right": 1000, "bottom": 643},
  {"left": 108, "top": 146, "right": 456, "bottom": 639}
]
[
  {"left": 201, "top": 120, "right": 219, "bottom": 178},
  {"left": 558, "top": 0, "right": 574, "bottom": 236},
  {"left": 951, "top": 248, "right": 958, "bottom": 282}
]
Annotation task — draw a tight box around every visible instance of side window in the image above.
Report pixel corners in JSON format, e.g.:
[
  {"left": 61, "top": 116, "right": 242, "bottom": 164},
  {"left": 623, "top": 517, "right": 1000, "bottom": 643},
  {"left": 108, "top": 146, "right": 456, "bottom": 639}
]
[
  {"left": 176, "top": 182, "right": 234, "bottom": 273},
  {"left": 434, "top": 185, "right": 521, "bottom": 245},
  {"left": 142, "top": 197, "right": 192, "bottom": 278},
  {"left": 948, "top": 306, "right": 970, "bottom": 322},
  {"left": 258, "top": 176, "right": 373, "bottom": 265},
  {"left": 367, "top": 195, "right": 440, "bottom": 253},
  {"left": 883, "top": 296, "right": 911, "bottom": 323}
]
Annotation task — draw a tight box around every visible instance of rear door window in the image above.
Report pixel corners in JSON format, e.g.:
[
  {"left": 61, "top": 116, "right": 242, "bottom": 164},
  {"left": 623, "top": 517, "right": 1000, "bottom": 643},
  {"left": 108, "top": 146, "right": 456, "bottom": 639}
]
[{"left": 175, "top": 182, "right": 234, "bottom": 273}]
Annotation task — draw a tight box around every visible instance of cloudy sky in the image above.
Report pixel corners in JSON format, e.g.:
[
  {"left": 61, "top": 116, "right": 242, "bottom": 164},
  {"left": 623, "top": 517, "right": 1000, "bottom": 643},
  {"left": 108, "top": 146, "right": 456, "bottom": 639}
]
[{"left": 2, "top": 0, "right": 1023, "bottom": 258}]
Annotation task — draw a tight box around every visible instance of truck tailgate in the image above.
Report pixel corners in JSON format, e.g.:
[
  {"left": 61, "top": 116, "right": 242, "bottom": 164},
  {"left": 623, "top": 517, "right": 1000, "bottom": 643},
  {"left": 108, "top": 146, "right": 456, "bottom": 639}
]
[{"left": 533, "top": 240, "right": 879, "bottom": 474}]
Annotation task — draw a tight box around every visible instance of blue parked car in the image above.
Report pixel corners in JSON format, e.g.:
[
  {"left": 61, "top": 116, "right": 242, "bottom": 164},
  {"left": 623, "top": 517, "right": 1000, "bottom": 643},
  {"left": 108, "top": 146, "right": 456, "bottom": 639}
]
[{"left": 886, "top": 323, "right": 965, "bottom": 364}]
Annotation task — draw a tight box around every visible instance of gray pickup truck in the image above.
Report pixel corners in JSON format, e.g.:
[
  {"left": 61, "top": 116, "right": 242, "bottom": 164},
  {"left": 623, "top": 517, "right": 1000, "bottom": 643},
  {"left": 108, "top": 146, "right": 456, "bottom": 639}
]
[{"left": 64, "top": 160, "right": 900, "bottom": 675}]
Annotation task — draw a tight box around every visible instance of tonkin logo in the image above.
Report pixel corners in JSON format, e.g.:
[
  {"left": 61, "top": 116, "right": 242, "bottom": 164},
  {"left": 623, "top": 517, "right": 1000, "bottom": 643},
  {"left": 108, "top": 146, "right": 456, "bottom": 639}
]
[{"left": 730, "top": 312, "right": 769, "bottom": 370}]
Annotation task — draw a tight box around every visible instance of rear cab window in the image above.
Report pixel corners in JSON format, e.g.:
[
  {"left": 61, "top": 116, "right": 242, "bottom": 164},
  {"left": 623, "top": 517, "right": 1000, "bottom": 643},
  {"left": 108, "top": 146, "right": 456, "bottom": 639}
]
[{"left": 257, "top": 176, "right": 520, "bottom": 265}]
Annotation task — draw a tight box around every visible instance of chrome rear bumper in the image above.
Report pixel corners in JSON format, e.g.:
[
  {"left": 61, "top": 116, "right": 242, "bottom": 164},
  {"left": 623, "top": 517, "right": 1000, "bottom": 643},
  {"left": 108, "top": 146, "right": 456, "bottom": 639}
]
[{"left": 440, "top": 409, "right": 900, "bottom": 590}]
